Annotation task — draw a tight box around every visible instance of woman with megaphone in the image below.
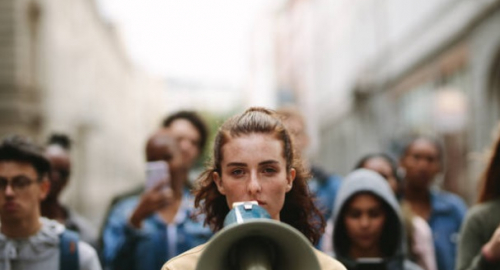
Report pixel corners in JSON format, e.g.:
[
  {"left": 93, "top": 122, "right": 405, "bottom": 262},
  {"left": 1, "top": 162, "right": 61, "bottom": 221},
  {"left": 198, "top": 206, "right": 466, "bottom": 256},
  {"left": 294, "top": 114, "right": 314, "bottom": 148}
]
[
  {"left": 330, "top": 169, "right": 423, "bottom": 270},
  {"left": 162, "top": 107, "right": 346, "bottom": 270}
]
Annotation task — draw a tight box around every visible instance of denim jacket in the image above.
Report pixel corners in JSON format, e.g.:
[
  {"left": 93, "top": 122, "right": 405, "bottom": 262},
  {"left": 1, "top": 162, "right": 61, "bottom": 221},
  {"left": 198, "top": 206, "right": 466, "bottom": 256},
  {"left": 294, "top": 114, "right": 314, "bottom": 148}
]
[
  {"left": 101, "top": 189, "right": 212, "bottom": 270},
  {"left": 428, "top": 189, "right": 467, "bottom": 270},
  {"left": 308, "top": 167, "right": 342, "bottom": 221}
]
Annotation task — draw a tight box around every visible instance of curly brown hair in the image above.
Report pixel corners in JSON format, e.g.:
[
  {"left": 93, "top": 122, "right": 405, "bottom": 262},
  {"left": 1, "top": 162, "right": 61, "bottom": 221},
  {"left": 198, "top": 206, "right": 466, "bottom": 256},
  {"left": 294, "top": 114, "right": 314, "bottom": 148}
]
[{"left": 194, "top": 107, "right": 325, "bottom": 244}]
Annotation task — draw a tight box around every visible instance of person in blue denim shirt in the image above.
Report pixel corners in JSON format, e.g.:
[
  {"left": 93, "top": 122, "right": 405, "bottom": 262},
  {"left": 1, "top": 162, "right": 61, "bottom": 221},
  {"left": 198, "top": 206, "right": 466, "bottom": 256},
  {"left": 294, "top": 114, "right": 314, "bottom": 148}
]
[
  {"left": 428, "top": 189, "right": 467, "bottom": 270},
  {"left": 308, "top": 167, "right": 342, "bottom": 221},
  {"left": 98, "top": 110, "right": 210, "bottom": 252},
  {"left": 102, "top": 189, "right": 211, "bottom": 270},
  {"left": 101, "top": 130, "right": 212, "bottom": 270},
  {"left": 400, "top": 136, "right": 467, "bottom": 270}
]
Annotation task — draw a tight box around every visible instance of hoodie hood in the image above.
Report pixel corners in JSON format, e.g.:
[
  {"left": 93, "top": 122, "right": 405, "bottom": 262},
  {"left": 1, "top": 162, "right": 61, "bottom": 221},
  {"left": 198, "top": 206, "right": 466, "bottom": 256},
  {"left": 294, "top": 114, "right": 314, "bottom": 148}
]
[
  {"left": 331, "top": 169, "right": 407, "bottom": 269},
  {"left": 0, "top": 217, "right": 64, "bottom": 270}
]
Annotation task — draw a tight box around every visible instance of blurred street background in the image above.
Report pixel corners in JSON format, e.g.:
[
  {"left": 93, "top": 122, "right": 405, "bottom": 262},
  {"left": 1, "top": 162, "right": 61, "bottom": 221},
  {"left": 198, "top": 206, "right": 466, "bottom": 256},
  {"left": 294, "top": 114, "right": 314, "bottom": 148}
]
[{"left": 1, "top": 0, "right": 499, "bottom": 228}]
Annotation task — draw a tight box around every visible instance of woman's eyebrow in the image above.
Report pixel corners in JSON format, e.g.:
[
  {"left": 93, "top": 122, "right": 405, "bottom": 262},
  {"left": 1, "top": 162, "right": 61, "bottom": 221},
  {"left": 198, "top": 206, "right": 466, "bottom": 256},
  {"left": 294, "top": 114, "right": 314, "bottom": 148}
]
[
  {"left": 259, "top": 160, "right": 279, "bottom": 166},
  {"left": 226, "top": 162, "right": 247, "bottom": 167}
]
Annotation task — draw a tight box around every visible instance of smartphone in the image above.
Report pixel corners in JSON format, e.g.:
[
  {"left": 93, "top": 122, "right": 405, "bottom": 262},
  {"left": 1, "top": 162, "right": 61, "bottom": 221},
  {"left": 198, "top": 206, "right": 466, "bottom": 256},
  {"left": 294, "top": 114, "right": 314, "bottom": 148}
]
[
  {"left": 356, "top": 258, "right": 386, "bottom": 270},
  {"left": 145, "top": 161, "right": 170, "bottom": 191}
]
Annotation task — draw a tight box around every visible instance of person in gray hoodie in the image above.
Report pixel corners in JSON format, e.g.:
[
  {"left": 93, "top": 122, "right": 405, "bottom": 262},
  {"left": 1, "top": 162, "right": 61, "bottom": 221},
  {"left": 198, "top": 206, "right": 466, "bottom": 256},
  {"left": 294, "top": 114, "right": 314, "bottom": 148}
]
[
  {"left": 0, "top": 135, "right": 101, "bottom": 270},
  {"left": 331, "top": 169, "right": 422, "bottom": 270}
]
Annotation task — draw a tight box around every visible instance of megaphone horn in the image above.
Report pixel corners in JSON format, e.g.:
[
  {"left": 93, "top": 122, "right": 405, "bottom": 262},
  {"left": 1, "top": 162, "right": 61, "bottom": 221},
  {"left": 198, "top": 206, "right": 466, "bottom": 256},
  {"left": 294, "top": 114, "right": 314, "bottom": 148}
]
[{"left": 195, "top": 202, "right": 321, "bottom": 270}]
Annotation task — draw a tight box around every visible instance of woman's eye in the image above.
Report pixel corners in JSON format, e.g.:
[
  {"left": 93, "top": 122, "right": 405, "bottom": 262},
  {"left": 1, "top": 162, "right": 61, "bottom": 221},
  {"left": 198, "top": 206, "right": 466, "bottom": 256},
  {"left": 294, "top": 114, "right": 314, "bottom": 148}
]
[
  {"left": 368, "top": 210, "right": 383, "bottom": 218},
  {"left": 231, "top": 169, "right": 244, "bottom": 176},
  {"left": 263, "top": 167, "right": 276, "bottom": 174},
  {"left": 347, "top": 211, "right": 361, "bottom": 218}
]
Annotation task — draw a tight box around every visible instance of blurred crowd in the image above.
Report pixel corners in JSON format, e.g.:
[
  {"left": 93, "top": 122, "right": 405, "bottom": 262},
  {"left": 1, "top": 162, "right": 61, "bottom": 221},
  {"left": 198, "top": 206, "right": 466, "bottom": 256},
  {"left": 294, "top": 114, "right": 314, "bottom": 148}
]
[{"left": 0, "top": 107, "right": 499, "bottom": 270}]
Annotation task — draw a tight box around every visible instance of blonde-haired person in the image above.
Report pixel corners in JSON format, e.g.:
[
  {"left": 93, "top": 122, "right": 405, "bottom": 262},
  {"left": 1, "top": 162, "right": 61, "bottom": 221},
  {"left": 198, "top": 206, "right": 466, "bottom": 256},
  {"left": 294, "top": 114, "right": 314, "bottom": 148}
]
[{"left": 162, "top": 107, "right": 345, "bottom": 270}]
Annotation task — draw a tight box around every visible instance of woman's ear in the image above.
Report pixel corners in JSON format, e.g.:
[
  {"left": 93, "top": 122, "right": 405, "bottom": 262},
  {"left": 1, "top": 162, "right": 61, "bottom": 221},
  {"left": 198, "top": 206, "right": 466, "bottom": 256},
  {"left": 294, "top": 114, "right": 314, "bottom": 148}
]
[
  {"left": 286, "top": 168, "right": 296, "bottom": 192},
  {"left": 213, "top": 171, "right": 226, "bottom": 195}
]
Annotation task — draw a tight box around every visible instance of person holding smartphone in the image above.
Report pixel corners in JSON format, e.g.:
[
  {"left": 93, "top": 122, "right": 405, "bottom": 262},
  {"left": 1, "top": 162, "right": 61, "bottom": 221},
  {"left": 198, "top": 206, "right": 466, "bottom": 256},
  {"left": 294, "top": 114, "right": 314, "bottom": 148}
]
[
  {"left": 98, "top": 111, "right": 210, "bottom": 250},
  {"left": 331, "top": 169, "right": 422, "bottom": 270},
  {"left": 101, "top": 130, "right": 212, "bottom": 270}
]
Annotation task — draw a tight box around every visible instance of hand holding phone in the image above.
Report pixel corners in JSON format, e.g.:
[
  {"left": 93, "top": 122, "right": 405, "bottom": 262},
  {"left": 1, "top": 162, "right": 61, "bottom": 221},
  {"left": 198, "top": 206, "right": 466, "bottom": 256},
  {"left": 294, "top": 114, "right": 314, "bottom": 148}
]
[
  {"left": 145, "top": 161, "right": 170, "bottom": 191},
  {"left": 130, "top": 161, "right": 172, "bottom": 228}
]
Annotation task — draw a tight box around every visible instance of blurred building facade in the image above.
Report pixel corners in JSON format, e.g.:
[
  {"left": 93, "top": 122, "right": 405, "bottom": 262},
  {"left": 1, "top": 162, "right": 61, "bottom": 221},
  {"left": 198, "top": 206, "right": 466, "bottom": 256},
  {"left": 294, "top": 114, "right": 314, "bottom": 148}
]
[
  {"left": 0, "top": 0, "right": 169, "bottom": 225},
  {"left": 164, "top": 77, "right": 243, "bottom": 115},
  {"left": 255, "top": 0, "right": 500, "bottom": 203}
]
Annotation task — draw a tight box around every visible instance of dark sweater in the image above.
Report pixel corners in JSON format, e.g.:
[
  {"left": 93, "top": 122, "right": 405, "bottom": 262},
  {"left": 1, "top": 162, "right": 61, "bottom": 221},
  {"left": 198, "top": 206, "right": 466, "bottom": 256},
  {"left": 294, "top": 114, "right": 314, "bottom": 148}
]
[{"left": 457, "top": 199, "right": 500, "bottom": 270}]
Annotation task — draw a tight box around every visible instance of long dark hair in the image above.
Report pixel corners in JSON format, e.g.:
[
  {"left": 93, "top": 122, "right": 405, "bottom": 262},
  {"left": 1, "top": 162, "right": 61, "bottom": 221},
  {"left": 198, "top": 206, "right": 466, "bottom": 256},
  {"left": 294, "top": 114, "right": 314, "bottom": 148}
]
[
  {"left": 194, "top": 107, "right": 325, "bottom": 244},
  {"left": 334, "top": 191, "right": 400, "bottom": 258},
  {"left": 478, "top": 132, "right": 500, "bottom": 203}
]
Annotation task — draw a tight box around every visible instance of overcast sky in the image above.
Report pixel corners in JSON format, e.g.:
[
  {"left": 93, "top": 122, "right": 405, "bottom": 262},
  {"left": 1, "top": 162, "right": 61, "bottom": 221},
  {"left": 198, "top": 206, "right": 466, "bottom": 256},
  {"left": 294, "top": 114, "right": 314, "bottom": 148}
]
[{"left": 96, "top": 0, "right": 270, "bottom": 87}]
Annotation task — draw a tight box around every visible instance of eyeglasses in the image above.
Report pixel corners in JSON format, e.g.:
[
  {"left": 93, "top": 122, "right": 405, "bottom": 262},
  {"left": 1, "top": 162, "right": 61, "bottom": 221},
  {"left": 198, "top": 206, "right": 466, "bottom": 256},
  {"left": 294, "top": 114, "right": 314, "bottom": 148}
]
[{"left": 0, "top": 176, "right": 37, "bottom": 192}]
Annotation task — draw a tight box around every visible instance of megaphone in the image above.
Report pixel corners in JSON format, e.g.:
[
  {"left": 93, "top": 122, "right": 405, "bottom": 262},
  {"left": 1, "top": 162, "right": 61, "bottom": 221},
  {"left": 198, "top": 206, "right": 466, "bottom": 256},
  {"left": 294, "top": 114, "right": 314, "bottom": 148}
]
[{"left": 196, "top": 201, "right": 321, "bottom": 270}]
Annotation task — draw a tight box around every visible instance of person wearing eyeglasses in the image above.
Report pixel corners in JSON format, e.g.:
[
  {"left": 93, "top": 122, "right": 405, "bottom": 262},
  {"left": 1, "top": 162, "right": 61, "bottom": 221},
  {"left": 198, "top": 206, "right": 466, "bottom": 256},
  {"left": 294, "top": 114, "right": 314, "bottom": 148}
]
[
  {"left": 41, "top": 133, "right": 98, "bottom": 248},
  {"left": 0, "top": 135, "right": 101, "bottom": 270}
]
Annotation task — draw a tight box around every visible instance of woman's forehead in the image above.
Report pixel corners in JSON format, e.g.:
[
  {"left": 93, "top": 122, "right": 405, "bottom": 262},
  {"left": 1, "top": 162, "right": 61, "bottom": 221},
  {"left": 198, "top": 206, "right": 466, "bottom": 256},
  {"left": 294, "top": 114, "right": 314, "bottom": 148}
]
[
  {"left": 221, "top": 134, "right": 285, "bottom": 162},
  {"left": 348, "top": 192, "right": 383, "bottom": 207}
]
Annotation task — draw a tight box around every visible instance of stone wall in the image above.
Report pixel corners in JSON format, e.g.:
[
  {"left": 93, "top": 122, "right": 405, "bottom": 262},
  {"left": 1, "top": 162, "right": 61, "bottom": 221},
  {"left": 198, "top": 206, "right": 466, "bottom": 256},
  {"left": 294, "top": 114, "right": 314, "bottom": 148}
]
[{"left": 0, "top": 0, "right": 169, "bottom": 226}]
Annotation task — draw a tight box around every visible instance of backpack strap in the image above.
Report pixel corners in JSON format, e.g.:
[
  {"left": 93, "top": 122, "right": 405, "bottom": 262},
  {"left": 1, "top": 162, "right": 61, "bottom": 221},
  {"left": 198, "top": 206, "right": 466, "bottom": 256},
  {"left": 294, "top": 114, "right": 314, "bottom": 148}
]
[{"left": 59, "top": 229, "right": 80, "bottom": 270}]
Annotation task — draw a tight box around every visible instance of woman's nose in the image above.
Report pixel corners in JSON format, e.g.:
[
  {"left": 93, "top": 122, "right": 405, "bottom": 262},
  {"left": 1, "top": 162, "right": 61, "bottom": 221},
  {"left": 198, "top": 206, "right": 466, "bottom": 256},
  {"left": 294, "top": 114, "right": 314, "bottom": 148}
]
[
  {"left": 247, "top": 172, "right": 262, "bottom": 194},
  {"left": 360, "top": 215, "right": 370, "bottom": 228}
]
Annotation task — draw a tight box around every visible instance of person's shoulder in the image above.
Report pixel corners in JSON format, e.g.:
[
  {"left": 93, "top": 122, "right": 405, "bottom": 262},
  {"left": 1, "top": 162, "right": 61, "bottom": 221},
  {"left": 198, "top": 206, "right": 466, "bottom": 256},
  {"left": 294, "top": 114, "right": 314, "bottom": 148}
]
[
  {"left": 65, "top": 207, "right": 91, "bottom": 224},
  {"left": 314, "top": 249, "right": 347, "bottom": 270},
  {"left": 326, "top": 174, "right": 342, "bottom": 188},
  {"left": 411, "top": 215, "right": 432, "bottom": 237},
  {"left": 161, "top": 244, "right": 207, "bottom": 270},
  {"left": 469, "top": 199, "right": 500, "bottom": 215},
  {"left": 65, "top": 208, "right": 97, "bottom": 235},
  {"left": 111, "top": 195, "right": 140, "bottom": 214},
  {"left": 110, "top": 185, "right": 145, "bottom": 205},
  {"left": 464, "top": 199, "right": 500, "bottom": 224},
  {"left": 432, "top": 189, "right": 467, "bottom": 212},
  {"left": 404, "top": 259, "right": 424, "bottom": 270},
  {"left": 433, "top": 189, "right": 464, "bottom": 202},
  {"left": 311, "top": 166, "right": 341, "bottom": 182},
  {"left": 104, "top": 196, "right": 141, "bottom": 228},
  {"left": 77, "top": 241, "right": 102, "bottom": 270}
]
